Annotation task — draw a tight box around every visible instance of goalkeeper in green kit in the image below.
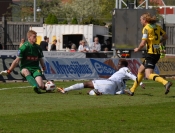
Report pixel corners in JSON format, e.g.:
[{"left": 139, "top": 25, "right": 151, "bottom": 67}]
[{"left": 1, "top": 30, "right": 46, "bottom": 94}]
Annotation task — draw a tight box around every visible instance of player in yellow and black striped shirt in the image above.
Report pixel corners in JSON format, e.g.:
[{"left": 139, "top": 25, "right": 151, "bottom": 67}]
[{"left": 125, "top": 12, "right": 172, "bottom": 96}]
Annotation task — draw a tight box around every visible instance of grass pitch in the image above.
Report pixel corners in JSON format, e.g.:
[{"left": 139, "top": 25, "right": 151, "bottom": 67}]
[{"left": 0, "top": 79, "right": 175, "bottom": 133}]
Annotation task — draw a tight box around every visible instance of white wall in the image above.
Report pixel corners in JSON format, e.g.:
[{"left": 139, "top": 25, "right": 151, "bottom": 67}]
[
  {"left": 31, "top": 24, "right": 108, "bottom": 50},
  {"left": 162, "top": 14, "right": 175, "bottom": 24}
]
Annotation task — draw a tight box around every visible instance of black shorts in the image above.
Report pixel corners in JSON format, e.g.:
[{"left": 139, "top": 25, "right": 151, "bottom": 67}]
[{"left": 142, "top": 54, "right": 160, "bottom": 69}]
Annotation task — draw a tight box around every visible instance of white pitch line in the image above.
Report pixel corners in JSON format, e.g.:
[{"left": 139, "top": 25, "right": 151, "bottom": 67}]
[{"left": 0, "top": 86, "right": 32, "bottom": 91}]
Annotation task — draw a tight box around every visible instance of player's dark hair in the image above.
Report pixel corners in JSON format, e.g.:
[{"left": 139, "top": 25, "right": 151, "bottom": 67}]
[
  {"left": 119, "top": 59, "right": 128, "bottom": 67},
  {"left": 44, "top": 36, "right": 47, "bottom": 40}
]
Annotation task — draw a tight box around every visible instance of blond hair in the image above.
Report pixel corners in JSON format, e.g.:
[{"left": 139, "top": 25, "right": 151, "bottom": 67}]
[
  {"left": 81, "top": 40, "right": 86, "bottom": 43},
  {"left": 27, "top": 30, "right": 37, "bottom": 38},
  {"left": 141, "top": 13, "right": 157, "bottom": 24}
]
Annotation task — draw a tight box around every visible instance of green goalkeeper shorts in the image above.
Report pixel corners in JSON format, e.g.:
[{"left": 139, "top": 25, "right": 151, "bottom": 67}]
[{"left": 21, "top": 68, "right": 42, "bottom": 79}]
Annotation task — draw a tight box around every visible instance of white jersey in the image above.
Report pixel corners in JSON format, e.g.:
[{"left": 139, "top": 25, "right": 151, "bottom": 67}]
[
  {"left": 78, "top": 45, "right": 89, "bottom": 52},
  {"left": 92, "top": 67, "right": 136, "bottom": 95},
  {"left": 109, "top": 67, "right": 136, "bottom": 82},
  {"left": 109, "top": 67, "right": 136, "bottom": 93},
  {"left": 89, "top": 42, "right": 101, "bottom": 52}
]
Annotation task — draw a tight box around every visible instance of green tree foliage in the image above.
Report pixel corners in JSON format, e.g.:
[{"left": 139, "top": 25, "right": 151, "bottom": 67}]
[
  {"left": 8, "top": 0, "right": 117, "bottom": 26},
  {"left": 62, "top": 0, "right": 115, "bottom": 25},
  {"left": 45, "top": 14, "right": 52, "bottom": 24},
  {"left": 8, "top": 0, "right": 64, "bottom": 22},
  {"left": 51, "top": 14, "right": 58, "bottom": 24},
  {"left": 58, "top": 20, "right": 68, "bottom": 24},
  {"left": 81, "top": 16, "right": 106, "bottom": 26},
  {"left": 40, "top": 0, "right": 66, "bottom": 19},
  {"left": 62, "top": 0, "right": 102, "bottom": 23},
  {"left": 45, "top": 14, "right": 58, "bottom": 24},
  {"left": 71, "top": 17, "right": 78, "bottom": 24},
  {"left": 98, "top": 0, "right": 115, "bottom": 21}
]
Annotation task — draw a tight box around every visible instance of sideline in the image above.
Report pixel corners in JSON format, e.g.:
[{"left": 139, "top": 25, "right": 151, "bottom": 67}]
[
  {"left": 0, "top": 81, "right": 154, "bottom": 91},
  {"left": 0, "top": 86, "right": 31, "bottom": 91}
]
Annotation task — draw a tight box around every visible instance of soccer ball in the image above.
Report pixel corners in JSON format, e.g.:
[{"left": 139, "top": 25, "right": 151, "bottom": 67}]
[{"left": 45, "top": 81, "right": 56, "bottom": 91}]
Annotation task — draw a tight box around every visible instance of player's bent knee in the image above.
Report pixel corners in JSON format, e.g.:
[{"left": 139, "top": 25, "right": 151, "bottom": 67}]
[{"left": 21, "top": 69, "right": 31, "bottom": 76}]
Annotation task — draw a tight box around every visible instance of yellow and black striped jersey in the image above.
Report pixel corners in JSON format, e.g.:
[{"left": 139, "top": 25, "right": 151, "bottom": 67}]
[{"left": 142, "top": 24, "right": 166, "bottom": 54}]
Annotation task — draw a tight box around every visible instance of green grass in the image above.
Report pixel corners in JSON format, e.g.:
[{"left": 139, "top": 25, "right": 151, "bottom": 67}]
[{"left": 0, "top": 80, "right": 175, "bottom": 133}]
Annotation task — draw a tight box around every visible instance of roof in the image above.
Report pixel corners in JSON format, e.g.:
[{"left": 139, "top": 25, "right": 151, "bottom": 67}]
[{"left": 139, "top": 0, "right": 175, "bottom": 6}]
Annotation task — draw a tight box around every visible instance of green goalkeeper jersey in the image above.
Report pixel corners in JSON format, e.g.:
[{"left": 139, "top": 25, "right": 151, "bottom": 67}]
[{"left": 17, "top": 41, "right": 44, "bottom": 70}]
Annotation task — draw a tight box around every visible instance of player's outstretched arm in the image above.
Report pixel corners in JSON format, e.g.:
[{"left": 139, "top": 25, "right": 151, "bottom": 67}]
[
  {"left": 0, "top": 57, "right": 20, "bottom": 75},
  {"left": 39, "top": 58, "right": 46, "bottom": 71},
  {"left": 134, "top": 40, "right": 147, "bottom": 52},
  {"left": 8, "top": 57, "right": 21, "bottom": 73}
]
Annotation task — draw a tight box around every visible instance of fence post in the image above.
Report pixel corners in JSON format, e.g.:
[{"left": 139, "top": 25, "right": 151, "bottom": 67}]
[
  {"left": 2, "top": 16, "right": 7, "bottom": 50},
  {"left": 40, "top": 17, "right": 44, "bottom": 26}
]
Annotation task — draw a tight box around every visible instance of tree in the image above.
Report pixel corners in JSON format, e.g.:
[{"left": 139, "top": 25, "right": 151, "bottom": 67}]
[
  {"left": 8, "top": 0, "right": 117, "bottom": 26},
  {"left": 59, "top": 19, "right": 68, "bottom": 24},
  {"left": 45, "top": 14, "right": 58, "bottom": 24},
  {"left": 8, "top": 0, "right": 64, "bottom": 22},
  {"left": 98, "top": 0, "right": 115, "bottom": 22},
  {"left": 62, "top": 0, "right": 102, "bottom": 23},
  {"left": 45, "top": 14, "right": 52, "bottom": 24},
  {"left": 50, "top": 14, "right": 58, "bottom": 24},
  {"left": 71, "top": 17, "right": 78, "bottom": 24},
  {"left": 81, "top": 15, "right": 106, "bottom": 26}
]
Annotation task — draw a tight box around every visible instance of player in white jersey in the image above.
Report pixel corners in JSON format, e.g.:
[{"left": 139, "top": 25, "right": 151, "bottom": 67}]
[{"left": 57, "top": 59, "right": 141, "bottom": 95}]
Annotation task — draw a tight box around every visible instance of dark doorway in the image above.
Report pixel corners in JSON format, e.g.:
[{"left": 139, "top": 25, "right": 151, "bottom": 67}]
[{"left": 63, "top": 34, "right": 83, "bottom": 49}]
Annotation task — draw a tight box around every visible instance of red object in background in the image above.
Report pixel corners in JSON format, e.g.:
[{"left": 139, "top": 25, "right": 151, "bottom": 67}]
[
  {"left": 158, "top": 7, "right": 174, "bottom": 14},
  {"left": 69, "top": 49, "right": 76, "bottom": 52},
  {"left": 121, "top": 53, "right": 130, "bottom": 58}
]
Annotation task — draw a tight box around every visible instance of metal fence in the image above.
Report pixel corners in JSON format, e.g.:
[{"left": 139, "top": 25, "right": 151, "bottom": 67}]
[
  {"left": 165, "top": 23, "right": 175, "bottom": 54},
  {"left": 0, "top": 16, "right": 43, "bottom": 50}
]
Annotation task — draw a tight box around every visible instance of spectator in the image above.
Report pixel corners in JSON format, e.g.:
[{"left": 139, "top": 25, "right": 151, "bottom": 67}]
[
  {"left": 50, "top": 39, "right": 57, "bottom": 51},
  {"left": 19, "top": 38, "right": 25, "bottom": 48},
  {"left": 78, "top": 40, "right": 89, "bottom": 52},
  {"left": 104, "top": 47, "right": 109, "bottom": 53},
  {"left": 104, "top": 39, "right": 112, "bottom": 51},
  {"left": 69, "top": 44, "right": 77, "bottom": 52},
  {"left": 0, "top": 39, "right": 3, "bottom": 50},
  {"left": 89, "top": 37, "right": 101, "bottom": 52},
  {"left": 67, "top": 41, "right": 75, "bottom": 49},
  {"left": 0, "top": 37, "right": 3, "bottom": 49},
  {"left": 79, "top": 40, "right": 82, "bottom": 46},
  {"left": 40, "top": 36, "right": 49, "bottom": 51}
]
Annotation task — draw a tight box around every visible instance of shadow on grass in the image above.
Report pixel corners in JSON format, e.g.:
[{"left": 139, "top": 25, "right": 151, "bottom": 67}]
[
  {"left": 40, "top": 91, "right": 55, "bottom": 94},
  {"left": 167, "top": 96, "right": 175, "bottom": 98}
]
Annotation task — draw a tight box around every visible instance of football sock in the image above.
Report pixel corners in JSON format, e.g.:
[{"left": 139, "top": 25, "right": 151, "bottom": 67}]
[
  {"left": 26, "top": 75, "right": 39, "bottom": 88},
  {"left": 140, "top": 82, "right": 143, "bottom": 86},
  {"left": 148, "top": 74, "right": 168, "bottom": 85},
  {"left": 64, "top": 83, "right": 84, "bottom": 92},
  {"left": 130, "top": 72, "right": 144, "bottom": 92}
]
